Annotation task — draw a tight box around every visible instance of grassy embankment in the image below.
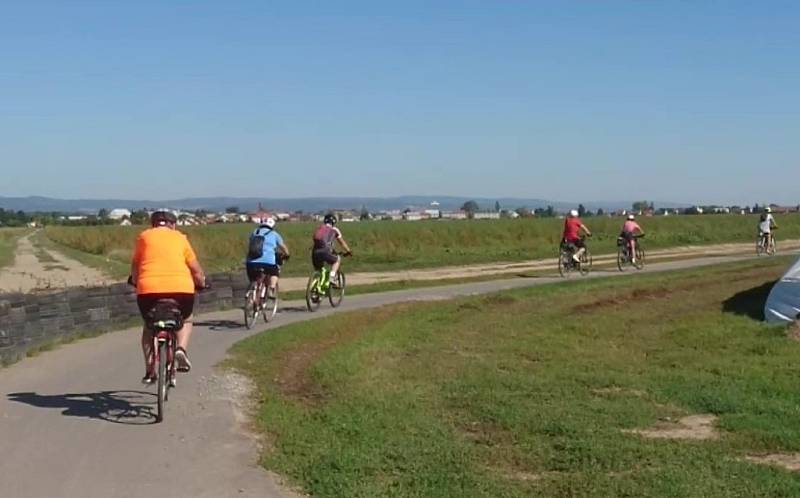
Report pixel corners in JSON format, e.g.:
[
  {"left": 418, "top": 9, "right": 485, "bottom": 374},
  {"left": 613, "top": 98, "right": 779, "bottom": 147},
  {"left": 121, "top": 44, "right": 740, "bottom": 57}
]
[
  {"left": 0, "top": 228, "right": 29, "bottom": 270},
  {"left": 44, "top": 214, "right": 800, "bottom": 279},
  {"left": 228, "top": 256, "right": 800, "bottom": 497}
]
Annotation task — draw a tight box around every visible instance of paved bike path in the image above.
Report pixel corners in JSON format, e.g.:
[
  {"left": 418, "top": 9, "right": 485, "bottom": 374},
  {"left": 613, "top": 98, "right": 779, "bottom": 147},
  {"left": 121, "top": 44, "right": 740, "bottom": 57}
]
[{"left": 0, "top": 253, "right": 790, "bottom": 498}]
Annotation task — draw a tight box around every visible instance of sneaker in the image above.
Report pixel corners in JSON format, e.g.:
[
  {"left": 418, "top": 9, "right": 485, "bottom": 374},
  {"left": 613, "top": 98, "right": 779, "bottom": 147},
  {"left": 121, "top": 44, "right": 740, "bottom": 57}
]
[
  {"left": 267, "top": 287, "right": 277, "bottom": 299},
  {"left": 141, "top": 372, "right": 157, "bottom": 385},
  {"left": 169, "top": 376, "right": 177, "bottom": 387},
  {"left": 175, "top": 347, "right": 192, "bottom": 373},
  {"left": 572, "top": 254, "right": 581, "bottom": 263}
]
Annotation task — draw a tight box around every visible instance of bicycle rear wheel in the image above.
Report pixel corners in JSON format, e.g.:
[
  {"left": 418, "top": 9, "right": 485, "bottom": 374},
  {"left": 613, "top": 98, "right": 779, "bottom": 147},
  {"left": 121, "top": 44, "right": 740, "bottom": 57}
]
[
  {"left": 756, "top": 237, "right": 764, "bottom": 256},
  {"left": 328, "top": 272, "right": 346, "bottom": 308},
  {"left": 767, "top": 237, "right": 776, "bottom": 256},
  {"left": 263, "top": 284, "right": 278, "bottom": 322},
  {"left": 156, "top": 341, "right": 167, "bottom": 423},
  {"left": 243, "top": 283, "right": 258, "bottom": 329},
  {"left": 305, "top": 273, "right": 322, "bottom": 312},
  {"left": 617, "top": 248, "right": 627, "bottom": 272},
  {"left": 558, "top": 251, "right": 571, "bottom": 277}
]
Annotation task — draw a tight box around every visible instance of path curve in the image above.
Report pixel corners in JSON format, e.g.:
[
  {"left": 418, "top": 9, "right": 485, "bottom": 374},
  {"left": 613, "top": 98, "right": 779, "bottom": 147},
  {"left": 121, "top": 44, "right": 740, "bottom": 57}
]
[{"left": 0, "top": 252, "right": 794, "bottom": 497}]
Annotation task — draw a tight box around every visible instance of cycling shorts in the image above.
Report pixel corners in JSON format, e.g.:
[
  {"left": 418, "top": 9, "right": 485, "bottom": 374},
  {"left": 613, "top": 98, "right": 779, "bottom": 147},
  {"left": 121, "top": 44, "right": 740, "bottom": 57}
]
[
  {"left": 137, "top": 293, "right": 195, "bottom": 321},
  {"left": 246, "top": 262, "right": 280, "bottom": 281},
  {"left": 312, "top": 248, "right": 339, "bottom": 270}
]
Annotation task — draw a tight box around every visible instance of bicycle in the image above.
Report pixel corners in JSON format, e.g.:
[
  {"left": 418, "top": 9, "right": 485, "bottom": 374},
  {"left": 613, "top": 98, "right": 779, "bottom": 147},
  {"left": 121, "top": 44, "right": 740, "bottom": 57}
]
[
  {"left": 558, "top": 238, "right": 592, "bottom": 277},
  {"left": 145, "top": 299, "right": 183, "bottom": 423},
  {"left": 756, "top": 230, "right": 777, "bottom": 256},
  {"left": 617, "top": 234, "right": 645, "bottom": 271},
  {"left": 306, "top": 252, "right": 349, "bottom": 312},
  {"left": 243, "top": 254, "right": 288, "bottom": 328}
]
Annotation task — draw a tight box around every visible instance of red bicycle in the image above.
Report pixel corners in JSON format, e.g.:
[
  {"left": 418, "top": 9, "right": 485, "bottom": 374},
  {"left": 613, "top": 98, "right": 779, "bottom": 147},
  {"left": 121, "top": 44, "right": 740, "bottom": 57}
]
[{"left": 146, "top": 299, "right": 183, "bottom": 423}]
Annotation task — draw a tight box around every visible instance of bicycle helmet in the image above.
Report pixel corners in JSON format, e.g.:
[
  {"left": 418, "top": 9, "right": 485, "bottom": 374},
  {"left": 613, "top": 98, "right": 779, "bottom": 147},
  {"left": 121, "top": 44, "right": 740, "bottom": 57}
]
[
  {"left": 150, "top": 209, "right": 177, "bottom": 227},
  {"left": 765, "top": 207, "right": 772, "bottom": 213},
  {"left": 261, "top": 217, "right": 276, "bottom": 229},
  {"left": 627, "top": 214, "right": 635, "bottom": 220},
  {"left": 323, "top": 213, "right": 337, "bottom": 225},
  {"left": 569, "top": 209, "right": 579, "bottom": 218}
]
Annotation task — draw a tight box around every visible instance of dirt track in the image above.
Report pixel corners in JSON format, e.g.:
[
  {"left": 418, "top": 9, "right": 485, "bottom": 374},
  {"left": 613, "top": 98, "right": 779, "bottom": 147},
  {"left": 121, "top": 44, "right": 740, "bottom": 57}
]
[
  {"left": 2, "top": 234, "right": 798, "bottom": 294},
  {"left": 0, "top": 233, "right": 111, "bottom": 293}
]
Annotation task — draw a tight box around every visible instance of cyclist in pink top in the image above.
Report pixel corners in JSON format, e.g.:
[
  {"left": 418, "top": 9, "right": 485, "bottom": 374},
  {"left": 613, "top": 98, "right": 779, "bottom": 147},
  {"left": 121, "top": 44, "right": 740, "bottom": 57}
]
[{"left": 620, "top": 214, "right": 644, "bottom": 263}]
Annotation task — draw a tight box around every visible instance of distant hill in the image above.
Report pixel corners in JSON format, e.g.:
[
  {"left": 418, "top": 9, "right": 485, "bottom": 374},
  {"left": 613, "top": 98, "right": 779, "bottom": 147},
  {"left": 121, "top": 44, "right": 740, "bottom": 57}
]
[{"left": 0, "top": 195, "right": 690, "bottom": 214}]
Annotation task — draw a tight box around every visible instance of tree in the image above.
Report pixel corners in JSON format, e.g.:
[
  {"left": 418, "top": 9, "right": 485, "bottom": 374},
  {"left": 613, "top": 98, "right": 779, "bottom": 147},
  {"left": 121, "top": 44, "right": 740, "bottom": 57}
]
[
  {"left": 461, "top": 200, "right": 480, "bottom": 219},
  {"left": 97, "top": 208, "right": 109, "bottom": 219},
  {"left": 360, "top": 205, "right": 370, "bottom": 221},
  {"left": 494, "top": 201, "right": 501, "bottom": 213},
  {"left": 515, "top": 207, "right": 531, "bottom": 218},
  {"left": 597, "top": 208, "right": 605, "bottom": 216},
  {"left": 225, "top": 206, "right": 240, "bottom": 214},
  {"left": 130, "top": 209, "right": 150, "bottom": 224},
  {"left": 545, "top": 205, "right": 554, "bottom": 217},
  {"left": 578, "top": 204, "right": 586, "bottom": 217},
  {"left": 632, "top": 201, "right": 649, "bottom": 213}
]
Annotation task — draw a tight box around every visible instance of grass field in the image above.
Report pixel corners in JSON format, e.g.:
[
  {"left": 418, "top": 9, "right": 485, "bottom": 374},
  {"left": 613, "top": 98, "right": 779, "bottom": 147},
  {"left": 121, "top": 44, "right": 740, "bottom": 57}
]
[
  {"left": 0, "top": 228, "right": 28, "bottom": 270},
  {"left": 227, "top": 256, "right": 800, "bottom": 497},
  {"left": 43, "top": 213, "right": 800, "bottom": 277}
]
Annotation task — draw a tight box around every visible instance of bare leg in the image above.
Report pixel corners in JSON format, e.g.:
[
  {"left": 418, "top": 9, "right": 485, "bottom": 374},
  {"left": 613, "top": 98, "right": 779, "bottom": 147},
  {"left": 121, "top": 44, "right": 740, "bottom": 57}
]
[
  {"left": 141, "top": 326, "right": 154, "bottom": 373},
  {"left": 176, "top": 317, "right": 193, "bottom": 351},
  {"left": 630, "top": 239, "right": 637, "bottom": 261},
  {"left": 331, "top": 256, "right": 341, "bottom": 276}
]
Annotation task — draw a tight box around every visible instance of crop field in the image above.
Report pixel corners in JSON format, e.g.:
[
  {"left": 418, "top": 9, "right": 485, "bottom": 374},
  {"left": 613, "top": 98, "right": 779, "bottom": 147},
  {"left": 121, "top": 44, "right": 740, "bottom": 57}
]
[
  {"left": 228, "top": 256, "right": 800, "bottom": 498},
  {"left": 43, "top": 213, "right": 800, "bottom": 277}
]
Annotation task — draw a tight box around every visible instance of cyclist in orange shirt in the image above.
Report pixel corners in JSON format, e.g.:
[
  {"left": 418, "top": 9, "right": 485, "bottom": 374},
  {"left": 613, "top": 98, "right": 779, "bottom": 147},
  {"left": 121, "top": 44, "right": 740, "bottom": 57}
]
[{"left": 130, "top": 210, "right": 206, "bottom": 384}]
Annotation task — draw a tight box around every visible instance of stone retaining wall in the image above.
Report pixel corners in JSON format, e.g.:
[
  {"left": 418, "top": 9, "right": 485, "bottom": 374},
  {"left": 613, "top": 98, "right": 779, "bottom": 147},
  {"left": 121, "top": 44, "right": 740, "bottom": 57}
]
[{"left": 0, "top": 273, "right": 250, "bottom": 365}]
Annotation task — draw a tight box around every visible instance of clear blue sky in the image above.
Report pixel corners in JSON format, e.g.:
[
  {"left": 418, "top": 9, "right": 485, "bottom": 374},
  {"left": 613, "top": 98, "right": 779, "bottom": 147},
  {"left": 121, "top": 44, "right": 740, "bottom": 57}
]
[{"left": 1, "top": 1, "right": 798, "bottom": 205}]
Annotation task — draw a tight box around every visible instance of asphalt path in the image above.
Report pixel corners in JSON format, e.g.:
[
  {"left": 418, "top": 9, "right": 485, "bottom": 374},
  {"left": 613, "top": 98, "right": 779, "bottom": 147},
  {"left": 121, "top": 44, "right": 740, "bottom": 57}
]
[{"left": 0, "top": 253, "right": 791, "bottom": 497}]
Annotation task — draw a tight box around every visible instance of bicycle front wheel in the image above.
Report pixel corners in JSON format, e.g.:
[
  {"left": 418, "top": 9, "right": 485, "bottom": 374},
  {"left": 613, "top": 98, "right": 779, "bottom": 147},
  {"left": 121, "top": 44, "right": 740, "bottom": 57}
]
[
  {"left": 306, "top": 273, "right": 322, "bottom": 312},
  {"left": 634, "top": 247, "right": 645, "bottom": 270},
  {"left": 328, "top": 272, "right": 346, "bottom": 308},
  {"left": 767, "top": 237, "right": 777, "bottom": 256},
  {"left": 579, "top": 251, "right": 592, "bottom": 276},
  {"left": 558, "top": 251, "right": 570, "bottom": 277},
  {"left": 156, "top": 341, "right": 167, "bottom": 423}
]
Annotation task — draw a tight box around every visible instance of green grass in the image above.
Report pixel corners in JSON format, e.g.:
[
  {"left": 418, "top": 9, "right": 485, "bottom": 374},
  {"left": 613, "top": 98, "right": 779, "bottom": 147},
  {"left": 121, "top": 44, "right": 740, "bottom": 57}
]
[
  {"left": 228, "top": 256, "right": 800, "bottom": 497},
  {"left": 0, "top": 227, "right": 28, "bottom": 270},
  {"left": 43, "top": 214, "right": 800, "bottom": 277}
]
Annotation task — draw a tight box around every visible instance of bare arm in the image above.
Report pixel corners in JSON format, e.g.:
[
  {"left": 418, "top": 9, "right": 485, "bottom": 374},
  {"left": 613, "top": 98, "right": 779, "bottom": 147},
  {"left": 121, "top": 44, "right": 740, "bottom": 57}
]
[
  {"left": 188, "top": 259, "right": 206, "bottom": 288},
  {"left": 580, "top": 224, "right": 592, "bottom": 237},
  {"left": 337, "top": 236, "right": 352, "bottom": 254},
  {"left": 278, "top": 241, "right": 290, "bottom": 257}
]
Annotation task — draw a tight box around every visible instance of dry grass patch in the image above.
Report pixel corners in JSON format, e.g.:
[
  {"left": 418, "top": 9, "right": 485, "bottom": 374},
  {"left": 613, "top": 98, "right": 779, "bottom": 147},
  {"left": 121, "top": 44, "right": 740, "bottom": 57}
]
[{"left": 624, "top": 414, "right": 719, "bottom": 441}]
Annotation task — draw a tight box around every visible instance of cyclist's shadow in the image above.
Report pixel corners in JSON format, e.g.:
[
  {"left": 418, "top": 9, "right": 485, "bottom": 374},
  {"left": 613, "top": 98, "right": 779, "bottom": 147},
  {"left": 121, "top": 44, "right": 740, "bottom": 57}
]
[{"left": 7, "top": 390, "right": 157, "bottom": 425}]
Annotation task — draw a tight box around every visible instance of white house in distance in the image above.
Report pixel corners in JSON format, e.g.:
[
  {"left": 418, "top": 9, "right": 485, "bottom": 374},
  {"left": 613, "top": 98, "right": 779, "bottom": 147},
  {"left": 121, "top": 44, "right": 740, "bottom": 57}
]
[{"left": 108, "top": 208, "right": 132, "bottom": 220}]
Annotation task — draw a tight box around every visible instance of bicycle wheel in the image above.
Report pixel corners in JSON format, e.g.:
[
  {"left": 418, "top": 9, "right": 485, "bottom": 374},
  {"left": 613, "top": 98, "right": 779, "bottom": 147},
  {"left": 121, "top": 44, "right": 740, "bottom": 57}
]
[
  {"left": 633, "top": 247, "right": 645, "bottom": 270},
  {"left": 767, "top": 237, "right": 776, "bottom": 256},
  {"left": 756, "top": 237, "right": 764, "bottom": 256},
  {"left": 328, "top": 272, "right": 346, "bottom": 308},
  {"left": 558, "top": 250, "right": 570, "bottom": 277},
  {"left": 305, "top": 273, "right": 322, "bottom": 312},
  {"left": 156, "top": 341, "right": 167, "bottom": 423},
  {"left": 579, "top": 250, "right": 592, "bottom": 276},
  {"left": 263, "top": 284, "right": 278, "bottom": 322},
  {"left": 617, "top": 247, "right": 627, "bottom": 272},
  {"left": 243, "top": 283, "right": 258, "bottom": 329}
]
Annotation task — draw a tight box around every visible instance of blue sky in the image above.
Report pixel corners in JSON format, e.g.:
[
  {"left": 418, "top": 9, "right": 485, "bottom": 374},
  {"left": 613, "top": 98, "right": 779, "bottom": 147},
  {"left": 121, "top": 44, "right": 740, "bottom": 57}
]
[{"left": 1, "top": 1, "right": 797, "bottom": 205}]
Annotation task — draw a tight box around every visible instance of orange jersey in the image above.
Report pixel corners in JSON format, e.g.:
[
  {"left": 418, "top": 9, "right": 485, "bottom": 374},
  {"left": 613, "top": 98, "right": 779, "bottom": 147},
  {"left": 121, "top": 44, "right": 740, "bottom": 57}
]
[{"left": 132, "top": 227, "right": 198, "bottom": 294}]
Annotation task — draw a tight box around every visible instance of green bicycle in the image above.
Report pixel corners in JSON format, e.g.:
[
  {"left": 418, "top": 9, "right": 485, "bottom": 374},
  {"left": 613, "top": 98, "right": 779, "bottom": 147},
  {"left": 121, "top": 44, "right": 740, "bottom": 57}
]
[{"left": 305, "top": 263, "right": 347, "bottom": 312}]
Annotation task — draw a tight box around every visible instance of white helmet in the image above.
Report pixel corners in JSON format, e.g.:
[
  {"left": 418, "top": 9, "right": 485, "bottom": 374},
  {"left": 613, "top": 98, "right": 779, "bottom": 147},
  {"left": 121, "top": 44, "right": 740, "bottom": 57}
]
[
  {"left": 765, "top": 207, "right": 772, "bottom": 213},
  {"left": 262, "top": 217, "right": 276, "bottom": 229},
  {"left": 627, "top": 214, "right": 635, "bottom": 220},
  {"left": 569, "top": 209, "right": 579, "bottom": 217}
]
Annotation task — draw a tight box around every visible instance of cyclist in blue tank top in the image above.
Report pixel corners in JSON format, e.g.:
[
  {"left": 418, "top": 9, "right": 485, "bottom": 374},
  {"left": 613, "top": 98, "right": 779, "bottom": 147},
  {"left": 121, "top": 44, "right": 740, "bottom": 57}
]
[{"left": 245, "top": 217, "right": 290, "bottom": 298}]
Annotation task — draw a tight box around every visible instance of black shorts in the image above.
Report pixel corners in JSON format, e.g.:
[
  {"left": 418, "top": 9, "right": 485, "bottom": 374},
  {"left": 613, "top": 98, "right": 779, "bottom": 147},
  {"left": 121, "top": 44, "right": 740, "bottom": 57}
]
[
  {"left": 137, "top": 293, "right": 195, "bottom": 320},
  {"left": 246, "top": 263, "right": 280, "bottom": 282},
  {"left": 563, "top": 238, "right": 585, "bottom": 250},
  {"left": 312, "top": 249, "right": 339, "bottom": 270},
  {"left": 621, "top": 231, "right": 636, "bottom": 241}
]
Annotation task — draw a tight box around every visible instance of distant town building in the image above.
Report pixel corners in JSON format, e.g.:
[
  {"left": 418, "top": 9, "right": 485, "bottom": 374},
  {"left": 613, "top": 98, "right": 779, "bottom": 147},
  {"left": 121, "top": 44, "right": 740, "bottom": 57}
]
[{"left": 108, "top": 208, "right": 132, "bottom": 220}]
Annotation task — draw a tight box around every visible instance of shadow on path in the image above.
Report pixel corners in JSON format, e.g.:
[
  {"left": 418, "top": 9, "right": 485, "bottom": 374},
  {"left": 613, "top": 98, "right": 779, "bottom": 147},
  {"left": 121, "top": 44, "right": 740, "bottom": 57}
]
[
  {"left": 722, "top": 280, "right": 776, "bottom": 321},
  {"left": 7, "top": 390, "right": 157, "bottom": 425},
  {"left": 195, "top": 319, "right": 244, "bottom": 331}
]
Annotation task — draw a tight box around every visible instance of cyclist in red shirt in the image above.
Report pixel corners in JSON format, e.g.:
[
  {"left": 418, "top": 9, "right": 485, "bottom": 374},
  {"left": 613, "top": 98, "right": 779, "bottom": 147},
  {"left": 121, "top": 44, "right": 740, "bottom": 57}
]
[{"left": 562, "top": 209, "right": 592, "bottom": 262}]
